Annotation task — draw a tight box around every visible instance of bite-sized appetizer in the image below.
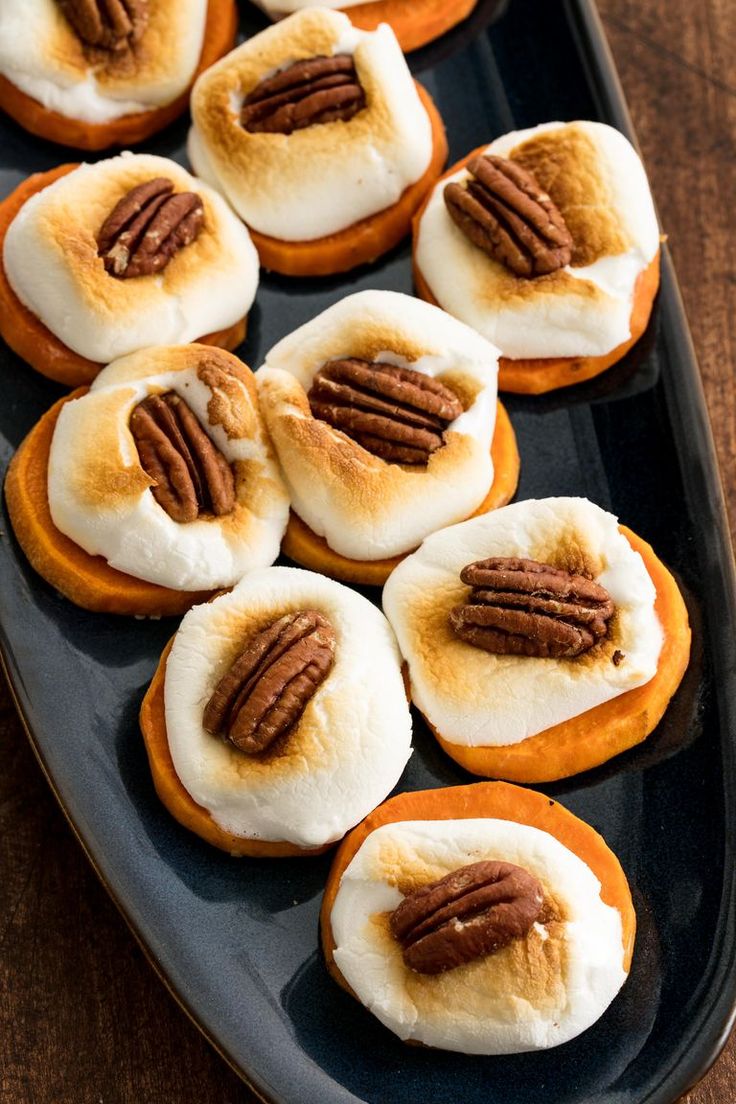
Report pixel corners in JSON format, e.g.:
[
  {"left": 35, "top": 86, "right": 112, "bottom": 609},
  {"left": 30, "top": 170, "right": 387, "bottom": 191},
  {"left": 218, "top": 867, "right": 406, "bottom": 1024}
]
[
  {"left": 413, "top": 122, "right": 661, "bottom": 393},
  {"left": 257, "top": 290, "right": 520, "bottom": 586},
  {"left": 0, "top": 153, "right": 259, "bottom": 385},
  {"left": 140, "top": 566, "right": 413, "bottom": 856},
  {"left": 383, "top": 497, "right": 690, "bottom": 780},
  {"left": 188, "top": 8, "right": 448, "bottom": 276},
  {"left": 0, "top": 0, "right": 237, "bottom": 149},
  {"left": 252, "top": 0, "right": 480, "bottom": 54},
  {"left": 5, "top": 345, "right": 289, "bottom": 616},
  {"left": 322, "top": 781, "right": 636, "bottom": 1051}
]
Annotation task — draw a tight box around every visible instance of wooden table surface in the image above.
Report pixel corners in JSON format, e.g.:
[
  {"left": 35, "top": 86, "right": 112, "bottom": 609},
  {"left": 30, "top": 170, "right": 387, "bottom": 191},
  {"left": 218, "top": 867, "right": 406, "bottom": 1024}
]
[{"left": 2, "top": 1, "right": 735, "bottom": 1101}]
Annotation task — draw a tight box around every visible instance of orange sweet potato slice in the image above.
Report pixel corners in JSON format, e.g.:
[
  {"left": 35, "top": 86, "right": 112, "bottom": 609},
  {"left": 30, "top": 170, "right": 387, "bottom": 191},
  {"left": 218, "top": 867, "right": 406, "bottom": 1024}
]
[
  {"left": 0, "top": 0, "right": 238, "bottom": 150},
  {"left": 139, "top": 640, "right": 332, "bottom": 857},
  {"left": 431, "top": 527, "right": 691, "bottom": 781},
  {"left": 344, "top": 0, "right": 478, "bottom": 53},
  {"left": 5, "top": 390, "right": 214, "bottom": 616},
  {"left": 249, "top": 83, "right": 448, "bottom": 276},
  {"left": 0, "top": 164, "right": 247, "bottom": 387},
  {"left": 320, "top": 780, "right": 636, "bottom": 998},
  {"left": 282, "top": 398, "right": 520, "bottom": 586},
  {"left": 411, "top": 144, "right": 661, "bottom": 394}
]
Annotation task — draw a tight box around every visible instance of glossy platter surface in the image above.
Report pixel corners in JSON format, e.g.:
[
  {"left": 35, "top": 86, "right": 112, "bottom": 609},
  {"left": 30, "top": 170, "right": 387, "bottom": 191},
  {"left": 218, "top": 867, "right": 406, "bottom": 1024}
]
[{"left": 1, "top": 2, "right": 735, "bottom": 1102}]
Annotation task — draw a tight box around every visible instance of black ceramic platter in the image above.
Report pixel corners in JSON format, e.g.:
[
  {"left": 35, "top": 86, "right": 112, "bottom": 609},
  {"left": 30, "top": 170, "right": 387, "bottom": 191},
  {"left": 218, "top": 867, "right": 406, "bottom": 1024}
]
[{"left": 1, "top": 1, "right": 735, "bottom": 1102}]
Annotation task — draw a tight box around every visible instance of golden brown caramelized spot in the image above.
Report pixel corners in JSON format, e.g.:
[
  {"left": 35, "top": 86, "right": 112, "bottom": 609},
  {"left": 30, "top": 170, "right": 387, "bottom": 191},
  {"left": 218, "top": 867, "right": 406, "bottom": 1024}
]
[
  {"left": 449, "top": 557, "right": 615, "bottom": 658},
  {"left": 390, "top": 859, "right": 544, "bottom": 974},
  {"left": 510, "top": 127, "right": 630, "bottom": 266},
  {"left": 96, "top": 178, "right": 204, "bottom": 279},
  {"left": 444, "top": 154, "right": 573, "bottom": 277},
  {"left": 129, "top": 391, "right": 235, "bottom": 523},
  {"left": 307, "top": 358, "right": 464, "bottom": 465},
  {"left": 202, "top": 610, "right": 337, "bottom": 754},
  {"left": 241, "top": 55, "right": 366, "bottom": 135}
]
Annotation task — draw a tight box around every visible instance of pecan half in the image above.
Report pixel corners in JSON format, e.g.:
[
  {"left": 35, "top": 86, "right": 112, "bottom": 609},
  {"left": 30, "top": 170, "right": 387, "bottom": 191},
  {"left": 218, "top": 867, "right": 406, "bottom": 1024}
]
[
  {"left": 444, "top": 154, "right": 573, "bottom": 277},
  {"left": 57, "top": 0, "right": 148, "bottom": 52},
  {"left": 203, "top": 611, "right": 336, "bottom": 754},
  {"left": 390, "top": 860, "right": 544, "bottom": 974},
  {"left": 129, "top": 392, "right": 235, "bottom": 524},
  {"left": 449, "top": 557, "right": 615, "bottom": 658},
  {"left": 307, "top": 358, "right": 464, "bottom": 465},
  {"left": 97, "top": 178, "right": 204, "bottom": 279},
  {"left": 241, "top": 55, "right": 366, "bottom": 134}
]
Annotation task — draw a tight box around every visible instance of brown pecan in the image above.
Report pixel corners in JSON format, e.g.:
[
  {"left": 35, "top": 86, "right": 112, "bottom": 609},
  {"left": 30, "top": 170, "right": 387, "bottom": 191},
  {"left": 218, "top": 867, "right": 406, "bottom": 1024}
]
[
  {"left": 129, "top": 392, "right": 235, "bottom": 524},
  {"left": 449, "top": 557, "right": 615, "bottom": 658},
  {"left": 57, "top": 0, "right": 148, "bottom": 52},
  {"left": 241, "top": 55, "right": 366, "bottom": 135},
  {"left": 307, "top": 358, "right": 464, "bottom": 465},
  {"left": 390, "top": 860, "right": 544, "bottom": 974},
  {"left": 203, "top": 611, "right": 336, "bottom": 754},
  {"left": 96, "top": 178, "right": 204, "bottom": 279},
  {"left": 444, "top": 154, "right": 573, "bottom": 277}
]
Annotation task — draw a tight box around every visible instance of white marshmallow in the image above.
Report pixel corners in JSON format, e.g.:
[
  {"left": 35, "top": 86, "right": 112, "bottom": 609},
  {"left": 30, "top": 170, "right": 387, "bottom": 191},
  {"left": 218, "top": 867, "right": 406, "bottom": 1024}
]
[
  {"left": 331, "top": 817, "right": 627, "bottom": 1052},
  {"left": 164, "top": 567, "right": 413, "bottom": 847},
  {"left": 188, "top": 10, "right": 433, "bottom": 240},
  {"left": 47, "top": 346, "right": 290, "bottom": 591},
  {"left": 0, "top": 0, "right": 207, "bottom": 124},
  {"left": 257, "top": 290, "right": 500, "bottom": 561},
  {"left": 415, "top": 122, "right": 660, "bottom": 359},
  {"left": 3, "top": 154, "right": 259, "bottom": 364},
  {"left": 382, "top": 498, "right": 663, "bottom": 744}
]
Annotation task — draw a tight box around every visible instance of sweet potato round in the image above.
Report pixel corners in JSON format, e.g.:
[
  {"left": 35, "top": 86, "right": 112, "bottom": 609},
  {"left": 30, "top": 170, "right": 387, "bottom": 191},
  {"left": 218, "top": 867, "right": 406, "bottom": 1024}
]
[
  {"left": 0, "top": 164, "right": 247, "bottom": 387},
  {"left": 411, "top": 144, "right": 661, "bottom": 395},
  {"left": 430, "top": 527, "right": 691, "bottom": 781},
  {"left": 0, "top": 0, "right": 238, "bottom": 150},
  {"left": 320, "top": 779, "right": 636, "bottom": 1001},
  {"left": 281, "top": 399, "right": 520, "bottom": 586},
  {"left": 344, "top": 0, "right": 478, "bottom": 52}
]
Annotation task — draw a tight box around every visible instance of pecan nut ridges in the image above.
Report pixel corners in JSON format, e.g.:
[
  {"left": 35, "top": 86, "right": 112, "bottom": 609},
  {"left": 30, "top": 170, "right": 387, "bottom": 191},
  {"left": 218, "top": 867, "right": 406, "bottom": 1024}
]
[
  {"left": 241, "top": 55, "right": 366, "bottom": 135},
  {"left": 97, "top": 178, "right": 204, "bottom": 279},
  {"left": 449, "top": 557, "right": 615, "bottom": 658},
  {"left": 57, "top": 0, "right": 148, "bottom": 52},
  {"left": 390, "top": 860, "right": 544, "bottom": 974},
  {"left": 307, "top": 358, "right": 465, "bottom": 465},
  {"left": 444, "top": 155, "right": 573, "bottom": 277},
  {"left": 129, "top": 392, "right": 235, "bottom": 524},
  {"left": 202, "top": 611, "right": 337, "bottom": 754}
]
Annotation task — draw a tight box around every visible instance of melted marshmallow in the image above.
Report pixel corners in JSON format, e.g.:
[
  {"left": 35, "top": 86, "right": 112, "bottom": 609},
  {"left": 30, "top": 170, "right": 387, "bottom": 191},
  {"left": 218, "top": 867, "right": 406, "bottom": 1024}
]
[
  {"left": 257, "top": 290, "right": 500, "bottom": 561},
  {"left": 165, "top": 567, "right": 413, "bottom": 847},
  {"left": 48, "top": 345, "right": 289, "bottom": 591},
  {"left": 188, "top": 9, "right": 433, "bottom": 240},
  {"left": 383, "top": 497, "right": 663, "bottom": 744},
  {"left": 331, "top": 817, "right": 627, "bottom": 1052},
  {"left": 0, "top": 0, "right": 207, "bottom": 124},
  {"left": 414, "top": 121, "right": 659, "bottom": 359},
  {"left": 3, "top": 153, "right": 258, "bottom": 364}
]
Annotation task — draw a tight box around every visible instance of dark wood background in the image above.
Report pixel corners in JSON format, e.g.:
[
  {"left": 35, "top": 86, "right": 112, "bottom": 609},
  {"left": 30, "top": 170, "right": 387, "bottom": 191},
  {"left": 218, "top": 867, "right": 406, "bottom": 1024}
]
[{"left": 2, "top": 1, "right": 735, "bottom": 1100}]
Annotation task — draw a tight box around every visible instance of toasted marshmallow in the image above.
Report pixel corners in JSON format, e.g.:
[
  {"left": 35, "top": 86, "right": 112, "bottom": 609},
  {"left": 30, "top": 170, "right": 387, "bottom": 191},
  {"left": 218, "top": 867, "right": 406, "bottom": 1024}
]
[
  {"left": 383, "top": 498, "right": 663, "bottom": 744},
  {"left": 256, "top": 290, "right": 499, "bottom": 561},
  {"left": 415, "top": 122, "right": 660, "bottom": 359},
  {"left": 0, "top": 0, "right": 207, "bottom": 124},
  {"left": 3, "top": 153, "right": 258, "bottom": 364},
  {"left": 331, "top": 817, "right": 627, "bottom": 1052},
  {"left": 47, "top": 345, "right": 290, "bottom": 591},
  {"left": 164, "top": 566, "right": 412, "bottom": 847},
  {"left": 188, "top": 9, "right": 433, "bottom": 241}
]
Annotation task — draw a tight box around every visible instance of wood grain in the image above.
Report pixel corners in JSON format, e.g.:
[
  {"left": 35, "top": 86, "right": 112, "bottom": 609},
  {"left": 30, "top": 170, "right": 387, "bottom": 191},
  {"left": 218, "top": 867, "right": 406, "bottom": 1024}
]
[{"left": 2, "top": 1, "right": 736, "bottom": 1100}]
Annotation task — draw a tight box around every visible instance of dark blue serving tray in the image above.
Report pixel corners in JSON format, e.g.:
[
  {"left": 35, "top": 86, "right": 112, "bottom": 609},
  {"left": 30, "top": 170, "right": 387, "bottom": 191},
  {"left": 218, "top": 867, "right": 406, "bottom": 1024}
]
[{"left": 1, "top": 1, "right": 735, "bottom": 1101}]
